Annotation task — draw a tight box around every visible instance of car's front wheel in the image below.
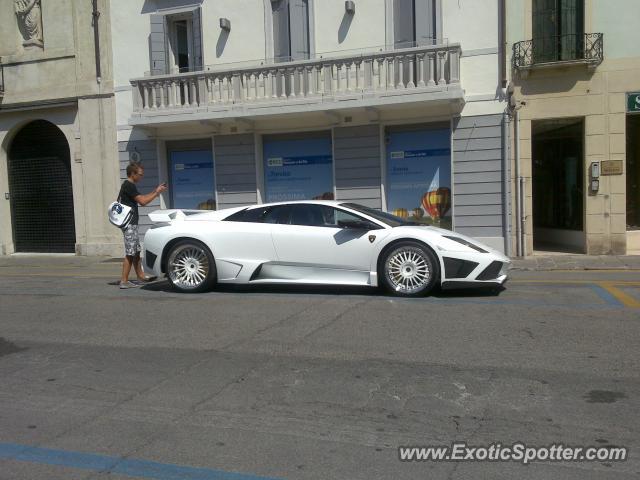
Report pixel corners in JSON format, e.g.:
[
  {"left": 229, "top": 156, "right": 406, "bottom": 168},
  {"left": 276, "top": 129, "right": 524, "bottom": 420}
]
[
  {"left": 381, "top": 242, "right": 438, "bottom": 297},
  {"left": 166, "top": 240, "right": 216, "bottom": 293}
]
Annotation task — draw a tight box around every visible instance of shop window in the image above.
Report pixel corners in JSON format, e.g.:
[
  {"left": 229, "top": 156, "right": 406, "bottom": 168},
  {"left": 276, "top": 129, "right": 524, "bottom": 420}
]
[
  {"left": 385, "top": 125, "right": 452, "bottom": 229},
  {"left": 263, "top": 133, "right": 334, "bottom": 203}
]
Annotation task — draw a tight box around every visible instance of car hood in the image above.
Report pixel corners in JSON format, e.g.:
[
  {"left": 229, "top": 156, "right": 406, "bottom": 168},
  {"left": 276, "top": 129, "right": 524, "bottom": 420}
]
[{"left": 393, "top": 225, "right": 509, "bottom": 261}]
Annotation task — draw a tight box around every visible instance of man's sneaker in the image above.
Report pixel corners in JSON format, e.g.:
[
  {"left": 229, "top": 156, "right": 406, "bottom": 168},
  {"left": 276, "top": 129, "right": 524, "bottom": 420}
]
[
  {"left": 131, "top": 276, "right": 157, "bottom": 285},
  {"left": 119, "top": 281, "right": 141, "bottom": 289}
]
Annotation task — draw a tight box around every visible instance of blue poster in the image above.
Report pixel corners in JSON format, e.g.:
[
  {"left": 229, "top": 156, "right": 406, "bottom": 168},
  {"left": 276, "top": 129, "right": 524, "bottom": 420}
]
[
  {"left": 386, "top": 128, "right": 452, "bottom": 229},
  {"left": 170, "top": 150, "right": 216, "bottom": 210},
  {"left": 263, "top": 137, "right": 334, "bottom": 202}
]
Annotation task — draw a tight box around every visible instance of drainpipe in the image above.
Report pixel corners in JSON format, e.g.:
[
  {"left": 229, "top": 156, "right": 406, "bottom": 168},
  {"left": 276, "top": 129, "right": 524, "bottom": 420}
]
[
  {"left": 500, "top": 0, "right": 510, "bottom": 256},
  {"left": 513, "top": 108, "right": 521, "bottom": 257},
  {"left": 502, "top": 112, "right": 512, "bottom": 257},
  {"left": 499, "top": 0, "right": 507, "bottom": 89},
  {"left": 92, "top": 0, "right": 102, "bottom": 84}
]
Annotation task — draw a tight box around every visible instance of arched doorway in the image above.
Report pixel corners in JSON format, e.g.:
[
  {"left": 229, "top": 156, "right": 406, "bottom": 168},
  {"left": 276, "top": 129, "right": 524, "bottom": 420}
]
[{"left": 8, "top": 120, "right": 76, "bottom": 253}]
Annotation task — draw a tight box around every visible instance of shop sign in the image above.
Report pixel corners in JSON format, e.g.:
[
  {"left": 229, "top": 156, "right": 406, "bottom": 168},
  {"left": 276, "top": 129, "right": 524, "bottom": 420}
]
[{"left": 627, "top": 93, "right": 640, "bottom": 113}]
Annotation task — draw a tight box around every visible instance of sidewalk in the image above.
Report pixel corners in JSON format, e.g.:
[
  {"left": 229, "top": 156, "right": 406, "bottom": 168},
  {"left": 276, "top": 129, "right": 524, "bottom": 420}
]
[{"left": 510, "top": 254, "right": 640, "bottom": 271}]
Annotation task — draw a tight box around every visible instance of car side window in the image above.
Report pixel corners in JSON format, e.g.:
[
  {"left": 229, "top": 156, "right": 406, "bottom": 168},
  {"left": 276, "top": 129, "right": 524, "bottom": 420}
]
[
  {"left": 263, "top": 205, "right": 291, "bottom": 224},
  {"left": 224, "top": 206, "right": 272, "bottom": 223},
  {"left": 287, "top": 204, "right": 326, "bottom": 227}
]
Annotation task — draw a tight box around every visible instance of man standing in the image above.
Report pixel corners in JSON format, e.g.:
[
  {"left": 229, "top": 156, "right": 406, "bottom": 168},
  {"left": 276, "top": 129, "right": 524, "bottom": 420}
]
[{"left": 119, "top": 162, "right": 167, "bottom": 289}]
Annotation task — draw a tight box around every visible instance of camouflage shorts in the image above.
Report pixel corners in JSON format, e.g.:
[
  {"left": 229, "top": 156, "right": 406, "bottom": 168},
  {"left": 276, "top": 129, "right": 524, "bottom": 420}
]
[{"left": 122, "top": 224, "right": 141, "bottom": 256}]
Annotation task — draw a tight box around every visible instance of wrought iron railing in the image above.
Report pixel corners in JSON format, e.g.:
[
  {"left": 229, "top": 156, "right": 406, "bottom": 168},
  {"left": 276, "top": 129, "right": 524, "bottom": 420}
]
[
  {"left": 513, "top": 33, "right": 603, "bottom": 68},
  {"left": 130, "top": 43, "right": 461, "bottom": 115}
]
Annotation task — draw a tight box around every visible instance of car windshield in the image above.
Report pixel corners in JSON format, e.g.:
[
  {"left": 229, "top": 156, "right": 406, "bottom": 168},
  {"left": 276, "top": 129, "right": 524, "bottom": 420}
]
[{"left": 340, "top": 203, "right": 418, "bottom": 227}]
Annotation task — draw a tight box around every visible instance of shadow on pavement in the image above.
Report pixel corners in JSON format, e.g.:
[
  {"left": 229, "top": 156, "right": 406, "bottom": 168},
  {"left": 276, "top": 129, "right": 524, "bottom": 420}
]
[{"left": 138, "top": 279, "right": 506, "bottom": 298}]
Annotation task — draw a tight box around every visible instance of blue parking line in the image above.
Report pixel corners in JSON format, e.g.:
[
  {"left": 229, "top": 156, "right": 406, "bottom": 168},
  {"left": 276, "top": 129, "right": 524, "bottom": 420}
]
[
  {"left": 0, "top": 442, "right": 282, "bottom": 480},
  {"left": 587, "top": 284, "right": 624, "bottom": 307}
]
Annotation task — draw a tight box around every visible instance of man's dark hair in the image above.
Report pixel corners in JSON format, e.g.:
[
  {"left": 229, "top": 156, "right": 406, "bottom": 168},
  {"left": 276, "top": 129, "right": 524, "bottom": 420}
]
[{"left": 126, "top": 162, "right": 143, "bottom": 177}]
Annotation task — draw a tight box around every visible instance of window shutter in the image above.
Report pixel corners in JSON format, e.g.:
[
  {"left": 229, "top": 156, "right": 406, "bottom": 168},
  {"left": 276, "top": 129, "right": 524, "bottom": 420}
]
[
  {"left": 393, "top": 0, "right": 415, "bottom": 49},
  {"left": 192, "top": 7, "right": 203, "bottom": 70},
  {"left": 289, "top": 0, "right": 310, "bottom": 60},
  {"left": 149, "top": 14, "right": 167, "bottom": 75},
  {"left": 272, "top": 0, "right": 291, "bottom": 62},
  {"left": 414, "top": 0, "right": 436, "bottom": 46}
]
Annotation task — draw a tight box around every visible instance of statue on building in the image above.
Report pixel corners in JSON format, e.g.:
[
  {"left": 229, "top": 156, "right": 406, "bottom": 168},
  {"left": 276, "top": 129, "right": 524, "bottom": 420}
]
[{"left": 15, "top": 0, "right": 43, "bottom": 48}]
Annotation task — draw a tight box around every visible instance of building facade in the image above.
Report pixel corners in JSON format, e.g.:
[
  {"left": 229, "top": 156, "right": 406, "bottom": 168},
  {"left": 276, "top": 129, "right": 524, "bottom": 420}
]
[
  {"left": 507, "top": 0, "right": 640, "bottom": 255},
  {"left": 0, "top": 0, "right": 121, "bottom": 256},
  {"left": 113, "top": 0, "right": 511, "bottom": 254}
]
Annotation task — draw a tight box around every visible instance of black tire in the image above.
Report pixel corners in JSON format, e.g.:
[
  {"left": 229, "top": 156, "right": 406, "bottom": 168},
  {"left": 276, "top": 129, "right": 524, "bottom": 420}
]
[
  {"left": 380, "top": 241, "right": 439, "bottom": 297},
  {"left": 166, "top": 240, "right": 217, "bottom": 293}
]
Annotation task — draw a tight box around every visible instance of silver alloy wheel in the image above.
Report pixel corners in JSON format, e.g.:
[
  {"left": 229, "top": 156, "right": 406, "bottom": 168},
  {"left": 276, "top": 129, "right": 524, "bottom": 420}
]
[
  {"left": 385, "top": 246, "right": 431, "bottom": 294},
  {"left": 168, "top": 244, "right": 210, "bottom": 290}
]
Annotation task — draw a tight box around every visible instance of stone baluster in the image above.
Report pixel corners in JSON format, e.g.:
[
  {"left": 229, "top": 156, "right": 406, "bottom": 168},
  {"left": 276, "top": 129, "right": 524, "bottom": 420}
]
[
  {"left": 306, "top": 66, "right": 314, "bottom": 96},
  {"left": 260, "top": 72, "right": 267, "bottom": 100},
  {"left": 270, "top": 71, "right": 278, "bottom": 99},
  {"left": 150, "top": 83, "right": 157, "bottom": 109},
  {"left": 197, "top": 75, "right": 207, "bottom": 106},
  {"left": 427, "top": 53, "right": 436, "bottom": 86},
  {"left": 297, "top": 67, "right": 305, "bottom": 96},
  {"left": 317, "top": 65, "right": 325, "bottom": 95},
  {"left": 345, "top": 62, "right": 352, "bottom": 92},
  {"left": 231, "top": 74, "right": 239, "bottom": 103},
  {"left": 437, "top": 51, "right": 447, "bottom": 85},
  {"left": 396, "top": 57, "right": 405, "bottom": 89},
  {"left": 143, "top": 83, "right": 151, "bottom": 110},
  {"left": 288, "top": 68, "right": 296, "bottom": 98},
  {"left": 407, "top": 57, "right": 415, "bottom": 88},
  {"left": 167, "top": 81, "right": 174, "bottom": 108},
  {"left": 189, "top": 78, "right": 198, "bottom": 106},
  {"left": 217, "top": 77, "right": 225, "bottom": 104},
  {"left": 336, "top": 63, "right": 343, "bottom": 94},
  {"left": 354, "top": 61, "right": 362, "bottom": 91},
  {"left": 417, "top": 54, "right": 426, "bottom": 87},
  {"left": 386, "top": 57, "right": 394, "bottom": 89},
  {"left": 376, "top": 58, "right": 385, "bottom": 90},
  {"left": 279, "top": 70, "right": 287, "bottom": 99}
]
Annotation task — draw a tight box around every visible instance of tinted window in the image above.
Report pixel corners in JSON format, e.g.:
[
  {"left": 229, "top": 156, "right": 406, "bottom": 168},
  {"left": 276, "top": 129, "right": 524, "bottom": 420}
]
[
  {"left": 287, "top": 204, "right": 326, "bottom": 226},
  {"left": 263, "top": 205, "right": 292, "bottom": 224},
  {"left": 341, "top": 203, "right": 408, "bottom": 227},
  {"left": 223, "top": 206, "right": 272, "bottom": 223}
]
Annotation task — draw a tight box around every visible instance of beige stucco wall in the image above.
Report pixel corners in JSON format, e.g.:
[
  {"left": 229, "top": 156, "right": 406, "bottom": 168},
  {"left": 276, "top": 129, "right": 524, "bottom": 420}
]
[
  {"left": 0, "top": 0, "right": 121, "bottom": 256},
  {"left": 507, "top": 0, "right": 640, "bottom": 255},
  {"left": 511, "top": 58, "right": 640, "bottom": 255}
]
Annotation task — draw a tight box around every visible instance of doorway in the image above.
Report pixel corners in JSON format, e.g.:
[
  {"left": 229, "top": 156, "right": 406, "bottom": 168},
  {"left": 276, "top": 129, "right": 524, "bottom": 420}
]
[
  {"left": 627, "top": 115, "right": 640, "bottom": 230},
  {"left": 532, "top": 118, "right": 584, "bottom": 252},
  {"left": 8, "top": 120, "right": 76, "bottom": 253}
]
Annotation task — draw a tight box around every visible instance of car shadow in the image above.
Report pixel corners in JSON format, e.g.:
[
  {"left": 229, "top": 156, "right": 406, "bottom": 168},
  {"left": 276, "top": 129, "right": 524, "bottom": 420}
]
[{"left": 139, "top": 279, "right": 506, "bottom": 298}]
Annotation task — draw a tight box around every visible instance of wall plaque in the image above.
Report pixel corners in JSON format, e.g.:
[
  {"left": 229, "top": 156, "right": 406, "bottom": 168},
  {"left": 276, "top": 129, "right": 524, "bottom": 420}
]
[{"left": 601, "top": 160, "right": 623, "bottom": 176}]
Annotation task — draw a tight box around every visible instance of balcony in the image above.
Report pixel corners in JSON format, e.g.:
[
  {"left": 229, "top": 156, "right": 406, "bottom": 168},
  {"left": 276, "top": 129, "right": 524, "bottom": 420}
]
[
  {"left": 513, "top": 33, "right": 603, "bottom": 71},
  {"left": 129, "top": 43, "right": 462, "bottom": 125}
]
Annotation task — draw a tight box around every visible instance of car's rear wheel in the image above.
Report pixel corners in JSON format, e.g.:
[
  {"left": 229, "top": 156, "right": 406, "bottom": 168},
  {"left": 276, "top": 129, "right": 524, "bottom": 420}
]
[
  {"left": 166, "top": 240, "right": 216, "bottom": 293},
  {"left": 381, "top": 242, "right": 438, "bottom": 297}
]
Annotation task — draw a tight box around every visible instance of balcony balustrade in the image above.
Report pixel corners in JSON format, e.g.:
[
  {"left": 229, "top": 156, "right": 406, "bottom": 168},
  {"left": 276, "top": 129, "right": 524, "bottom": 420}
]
[
  {"left": 513, "top": 33, "right": 603, "bottom": 70},
  {"left": 130, "top": 43, "right": 461, "bottom": 120}
]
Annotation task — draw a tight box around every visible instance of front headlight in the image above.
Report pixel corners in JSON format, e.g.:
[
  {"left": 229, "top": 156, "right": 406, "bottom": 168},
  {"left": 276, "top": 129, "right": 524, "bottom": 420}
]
[{"left": 441, "top": 235, "right": 489, "bottom": 253}]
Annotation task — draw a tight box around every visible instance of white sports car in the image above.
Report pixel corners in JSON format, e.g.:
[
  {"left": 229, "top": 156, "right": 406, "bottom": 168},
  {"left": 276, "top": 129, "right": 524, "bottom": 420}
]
[{"left": 143, "top": 200, "right": 509, "bottom": 296}]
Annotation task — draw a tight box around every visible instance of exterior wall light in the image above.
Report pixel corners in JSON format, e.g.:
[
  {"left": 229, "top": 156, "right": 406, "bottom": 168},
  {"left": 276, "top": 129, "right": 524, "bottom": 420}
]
[
  {"left": 345, "top": 1, "right": 355, "bottom": 14},
  {"left": 219, "top": 18, "right": 231, "bottom": 32}
]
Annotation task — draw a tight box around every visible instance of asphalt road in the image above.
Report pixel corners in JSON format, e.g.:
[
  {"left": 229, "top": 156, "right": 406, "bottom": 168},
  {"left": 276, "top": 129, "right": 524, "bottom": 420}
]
[{"left": 0, "top": 258, "right": 638, "bottom": 480}]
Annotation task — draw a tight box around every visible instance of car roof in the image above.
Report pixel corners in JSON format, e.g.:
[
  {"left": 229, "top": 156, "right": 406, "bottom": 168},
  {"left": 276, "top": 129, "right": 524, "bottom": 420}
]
[{"left": 245, "top": 200, "right": 345, "bottom": 208}]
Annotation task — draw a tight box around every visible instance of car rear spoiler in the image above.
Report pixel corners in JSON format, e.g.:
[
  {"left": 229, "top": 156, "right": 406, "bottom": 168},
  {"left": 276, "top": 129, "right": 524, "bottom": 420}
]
[{"left": 148, "top": 209, "right": 202, "bottom": 223}]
